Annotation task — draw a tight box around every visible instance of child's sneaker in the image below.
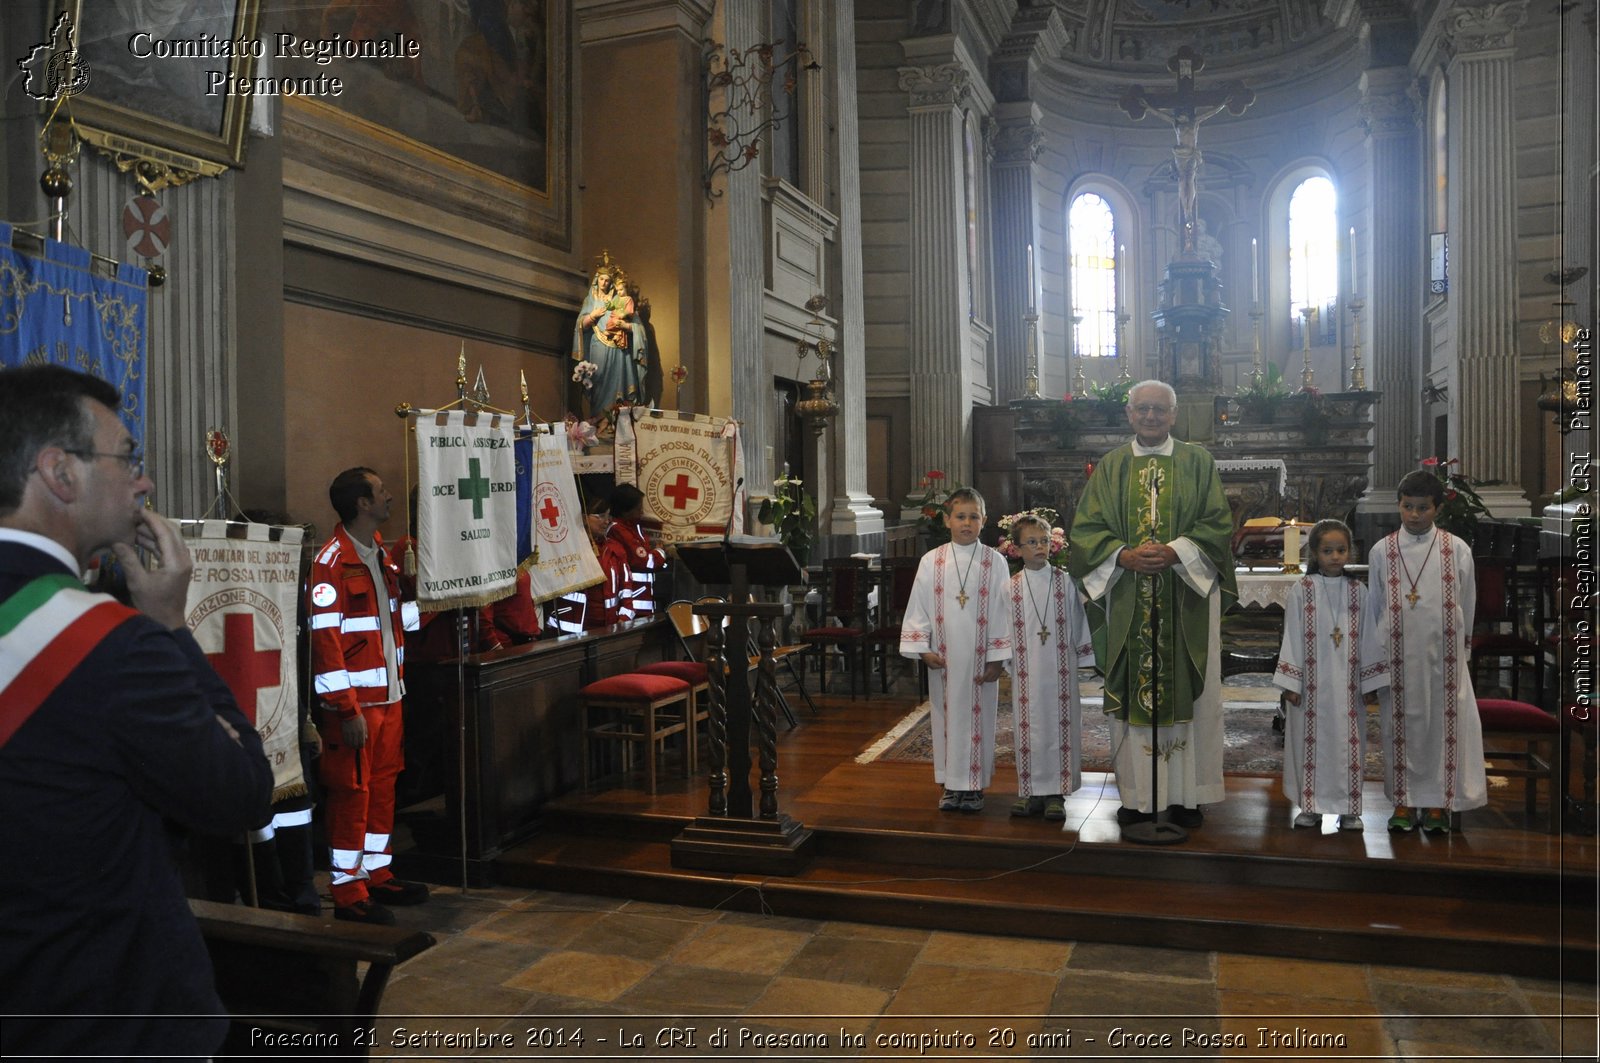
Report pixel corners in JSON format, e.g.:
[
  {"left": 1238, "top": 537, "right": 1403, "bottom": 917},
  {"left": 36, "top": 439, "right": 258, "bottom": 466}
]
[
  {"left": 1292, "top": 811, "right": 1320, "bottom": 829},
  {"left": 958, "top": 790, "right": 985, "bottom": 813},
  {"left": 1337, "top": 814, "right": 1364, "bottom": 831},
  {"left": 939, "top": 789, "right": 961, "bottom": 811}
]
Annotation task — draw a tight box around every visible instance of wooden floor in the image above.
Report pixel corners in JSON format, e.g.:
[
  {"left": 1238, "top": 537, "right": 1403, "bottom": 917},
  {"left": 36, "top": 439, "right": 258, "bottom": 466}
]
[{"left": 433, "top": 681, "right": 1600, "bottom": 981}]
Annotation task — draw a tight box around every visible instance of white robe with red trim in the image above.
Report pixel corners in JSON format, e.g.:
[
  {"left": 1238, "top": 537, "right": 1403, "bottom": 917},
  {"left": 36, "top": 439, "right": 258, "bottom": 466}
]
[
  {"left": 1273, "top": 574, "right": 1370, "bottom": 816},
  {"left": 900, "top": 542, "right": 1013, "bottom": 791},
  {"left": 1008, "top": 565, "right": 1096, "bottom": 798},
  {"left": 1360, "top": 530, "right": 1487, "bottom": 811}
]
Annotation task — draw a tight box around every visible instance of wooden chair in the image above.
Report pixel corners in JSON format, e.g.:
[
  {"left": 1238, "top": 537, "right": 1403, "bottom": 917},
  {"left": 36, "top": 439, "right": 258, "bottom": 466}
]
[
  {"left": 580, "top": 673, "right": 693, "bottom": 793},
  {"left": 1478, "top": 697, "right": 1562, "bottom": 833},
  {"left": 865, "top": 555, "right": 920, "bottom": 693},
  {"left": 799, "top": 557, "right": 871, "bottom": 697},
  {"left": 663, "top": 599, "right": 806, "bottom": 729},
  {"left": 1469, "top": 558, "right": 1543, "bottom": 703}
]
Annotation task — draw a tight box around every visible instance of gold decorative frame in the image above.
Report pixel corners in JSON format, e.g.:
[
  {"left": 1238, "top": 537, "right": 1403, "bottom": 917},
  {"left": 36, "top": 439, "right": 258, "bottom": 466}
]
[{"left": 50, "top": 0, "right": 260, "bottom": 184}]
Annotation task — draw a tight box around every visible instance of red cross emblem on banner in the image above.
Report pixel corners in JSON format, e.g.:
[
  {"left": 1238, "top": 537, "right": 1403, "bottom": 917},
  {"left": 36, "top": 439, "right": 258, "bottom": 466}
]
[
  {"left": 533, "top": 482, "right": 569, "bottom": 544},
  {"left": 205, "top": 613, "right": 282, "bottom": 725},
  {"left": 121, "top": 194, "right": 171, "bottom": 260},
  {"left": 662, "top": 473, "right": 700, "bottom": 510},
  {"left": 539, "top": 496, "right": 561, "bottom": 526}
]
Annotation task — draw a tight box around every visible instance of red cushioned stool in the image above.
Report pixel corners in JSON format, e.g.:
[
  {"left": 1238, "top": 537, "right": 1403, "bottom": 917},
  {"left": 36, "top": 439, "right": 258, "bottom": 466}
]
[
  {"left": 1478, "top": 698, "right": 1561, "bottom": 833},
  {"left": 635, "top": 660, "right": 710, "bottom": 770},
  {"left": 580, "top": 673, "right": 693, "bottom": 794}
]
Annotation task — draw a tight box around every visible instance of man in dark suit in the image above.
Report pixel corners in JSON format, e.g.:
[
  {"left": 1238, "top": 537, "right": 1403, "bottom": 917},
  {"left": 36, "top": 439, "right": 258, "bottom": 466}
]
[{"left": 0, "top": 366, "right": 273, "bottom": 1057}]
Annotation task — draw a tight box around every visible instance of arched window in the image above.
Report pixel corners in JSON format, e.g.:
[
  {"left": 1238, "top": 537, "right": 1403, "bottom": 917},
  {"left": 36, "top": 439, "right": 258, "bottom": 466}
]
[
  {"left": 1069, "top": 192, "right": 1119, "bottom": 358},
  {"left": 1287, "top": 176, "right": 1338, "bottom": 347}
]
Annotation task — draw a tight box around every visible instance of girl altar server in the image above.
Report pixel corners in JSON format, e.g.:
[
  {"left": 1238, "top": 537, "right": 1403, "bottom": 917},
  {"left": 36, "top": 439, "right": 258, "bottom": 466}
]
[
  {"left": 1272, "top": 519, "right": 1370, "bottom": 831},
  {"left": 1005, "top": 513, "right": 1096, "bottom": 823}
]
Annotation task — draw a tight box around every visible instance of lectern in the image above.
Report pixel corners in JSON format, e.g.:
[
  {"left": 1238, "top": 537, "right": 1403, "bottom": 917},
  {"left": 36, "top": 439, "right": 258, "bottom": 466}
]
[{"left": 669, "top": 538, "right": 815, "bottom": 874}]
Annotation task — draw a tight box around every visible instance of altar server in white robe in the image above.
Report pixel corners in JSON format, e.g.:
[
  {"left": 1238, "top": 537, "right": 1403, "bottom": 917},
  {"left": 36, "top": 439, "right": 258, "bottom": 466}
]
[
  {"left": 1360, "top": 470, "right": 1486, "bottom": 835},
  {"left": 901, "top": 488, "right": 1013, "bottom": 813},
  {"left": 1272, "top": 519, "right": 1370, "bottom": 831},
  {"left": 1003, "top": 514, "right": 1096, "bottom": 823}
]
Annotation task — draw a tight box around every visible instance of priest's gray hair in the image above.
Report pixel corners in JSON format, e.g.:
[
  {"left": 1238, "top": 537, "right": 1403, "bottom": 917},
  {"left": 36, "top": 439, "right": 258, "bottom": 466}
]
[{"left": 1129, "top": 379, "right": 1177, "bottom": 408}]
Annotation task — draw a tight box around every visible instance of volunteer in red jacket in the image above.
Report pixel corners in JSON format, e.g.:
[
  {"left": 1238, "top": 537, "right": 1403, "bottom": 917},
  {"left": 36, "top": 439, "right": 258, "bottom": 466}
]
[
  {"left": 308, "top": 467, "right": 428, "bottom": 923},
  {"left": 606, "top": 483, "right": 666, "bottom": 620}
]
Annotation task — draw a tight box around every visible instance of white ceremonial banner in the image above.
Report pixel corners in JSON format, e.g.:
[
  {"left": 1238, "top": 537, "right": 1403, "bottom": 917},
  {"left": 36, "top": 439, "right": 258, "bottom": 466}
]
[
  {"left": 614, "top": 407, "right": 747, "bottom": 544},
  {"left": 523, "top": 426, "right": 604, "bottom": 602},
  {"left": 415, "top": 410, "right": 518, "bottom": 611},
  {"left": 180, "top": 520, "right": 306, "bottom": 802}
]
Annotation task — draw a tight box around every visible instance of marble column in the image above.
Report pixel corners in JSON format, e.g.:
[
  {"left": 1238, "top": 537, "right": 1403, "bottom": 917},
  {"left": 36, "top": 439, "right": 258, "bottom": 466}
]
[
  {"left": 899, "top": 62, "right": 974, "bottom": 485},
  {"left": 723, "top": 0, "right": 770, "bottom": 487},
  {"left": 990, "top": 105, "right": 1045, "bottom": 403},
  {"left": 1357, "top": 68, "right": 1421, "bottom": 512},
  {"left": 1445, "top": 0, "right": 1531, "bottom": 514},
  {"left": 824, "top": 1, "right": 884, "bottom": 543}
]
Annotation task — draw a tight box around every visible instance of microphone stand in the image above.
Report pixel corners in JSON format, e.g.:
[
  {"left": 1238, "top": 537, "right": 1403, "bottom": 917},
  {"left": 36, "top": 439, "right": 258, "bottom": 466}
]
[{"left": 1122, "top": 556, "right": 1188, "bottom": 845}]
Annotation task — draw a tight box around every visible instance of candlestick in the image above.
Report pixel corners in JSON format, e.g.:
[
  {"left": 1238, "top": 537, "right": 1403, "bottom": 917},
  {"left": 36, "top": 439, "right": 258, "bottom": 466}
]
[
  {"left": 1251, "top": 237, "right": 1260, "bottom": 305},
  {"left": 1348, "top": 295, "right": 1367, "bottom": 390},
  {"left": 1299, "top": 306, "right": 1316, "bottom": 391},
  {"left": 1025, "top": 242, "right": 1036, "bottom": 315}
]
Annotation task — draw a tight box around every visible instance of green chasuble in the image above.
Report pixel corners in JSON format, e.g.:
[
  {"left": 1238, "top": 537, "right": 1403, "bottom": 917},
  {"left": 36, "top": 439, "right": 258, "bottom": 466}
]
[{"left": 1068, "top": 440, "right": 1237, "bottom": 727}]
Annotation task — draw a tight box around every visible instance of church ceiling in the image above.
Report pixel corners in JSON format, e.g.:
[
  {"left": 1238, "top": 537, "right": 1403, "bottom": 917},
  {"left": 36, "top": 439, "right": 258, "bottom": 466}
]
[{"left": 1041, "top": 0, "right": 1368, "bottom": 84}]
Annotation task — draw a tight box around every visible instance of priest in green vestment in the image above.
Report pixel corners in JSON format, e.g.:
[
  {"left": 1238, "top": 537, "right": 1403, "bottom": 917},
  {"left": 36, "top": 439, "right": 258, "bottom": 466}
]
[{"left": 1068, "top": 380, "right": 1237, "bottom": 827}]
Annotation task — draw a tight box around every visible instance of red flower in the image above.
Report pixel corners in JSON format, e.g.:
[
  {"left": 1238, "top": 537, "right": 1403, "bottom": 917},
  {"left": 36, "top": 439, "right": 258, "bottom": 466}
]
[
  {"left": 1446, "top": 490, "right": 1459, "bottom": 500},
  {"left": 922, "top": 505, "right": 939, "bottom": 519},
  {"left": 1421, "top": 457, "right": 1440, "bottom": 467},
  {"left": 927, "top": 470, "right": 946, "bottom": 480}
]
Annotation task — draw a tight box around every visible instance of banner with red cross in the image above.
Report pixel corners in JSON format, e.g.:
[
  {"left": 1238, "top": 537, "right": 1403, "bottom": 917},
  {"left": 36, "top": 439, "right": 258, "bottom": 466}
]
[
  {"left": 517, "top": 426, "right": 604, "bottom": 603},
  {"left": 181, "top": 520, "right": 306, "bottom": 802},
  {"left": 613, "top": 408, "right": 746, "bottom": 544},
  {"left": 414, "top": 410, "right": 519, "bottom": 611}
]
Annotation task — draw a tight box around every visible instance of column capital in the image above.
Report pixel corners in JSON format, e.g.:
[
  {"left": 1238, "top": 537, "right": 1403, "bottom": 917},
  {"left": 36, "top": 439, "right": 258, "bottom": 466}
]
[
  {"left": 1358, "top": 69, "right": 1420, "bottom": 138},
  {"left": 1442, "top": 1, "right": 1528, "bottom": 57},
  {"left": 898, "top": 63, "right": 971, "bottom": 110},
  {"left": 990, "top": 117, "right": 1044, "bottom": 166}
]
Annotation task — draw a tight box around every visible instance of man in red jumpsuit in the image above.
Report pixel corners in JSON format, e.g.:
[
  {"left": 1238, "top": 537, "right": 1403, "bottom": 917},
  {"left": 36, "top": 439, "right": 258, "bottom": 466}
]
[{"left": 307, "top": 467, "right": 428, "bottom": 923}]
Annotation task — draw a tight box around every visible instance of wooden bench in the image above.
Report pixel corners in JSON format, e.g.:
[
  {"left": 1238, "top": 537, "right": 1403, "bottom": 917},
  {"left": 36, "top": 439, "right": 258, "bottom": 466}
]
[{"left": 190, "top": 898, "right": 434, "bottom": 1057}]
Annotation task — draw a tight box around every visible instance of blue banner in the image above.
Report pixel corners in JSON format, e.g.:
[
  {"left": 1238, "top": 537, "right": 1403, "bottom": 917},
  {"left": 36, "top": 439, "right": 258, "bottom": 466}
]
[
  {"left": 0, "top": 222, "right": 148, "bottom": 446},
  {"left": 514, "top": 434, "right": 534, "bottom": 563}
]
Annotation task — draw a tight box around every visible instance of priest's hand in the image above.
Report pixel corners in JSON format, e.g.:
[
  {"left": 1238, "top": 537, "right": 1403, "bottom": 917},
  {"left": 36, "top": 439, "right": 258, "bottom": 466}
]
[
  {"left": 1118, "top": 542, "right": 1179, "bottom": 574},
  {"left": 921, "top": 652, "right": 945, "bottom": 670}
]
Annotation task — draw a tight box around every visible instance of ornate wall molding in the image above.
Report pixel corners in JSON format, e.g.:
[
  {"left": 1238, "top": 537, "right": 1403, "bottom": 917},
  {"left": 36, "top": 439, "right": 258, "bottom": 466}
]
[
  {"left": 897, "top": 63, "right": 972, "bottom": 109},
  {"left": 1442, "top": 1, "right": 1529, "bottom": 56},
  {"left": 1359, "top": 71, "right": 1418, "bottom": 138}
]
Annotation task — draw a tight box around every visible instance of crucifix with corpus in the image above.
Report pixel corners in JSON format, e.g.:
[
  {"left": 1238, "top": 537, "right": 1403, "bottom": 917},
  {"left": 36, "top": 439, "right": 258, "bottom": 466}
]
[{"left": 1118, "top": 46, "right": 1256, "bottom": 255}]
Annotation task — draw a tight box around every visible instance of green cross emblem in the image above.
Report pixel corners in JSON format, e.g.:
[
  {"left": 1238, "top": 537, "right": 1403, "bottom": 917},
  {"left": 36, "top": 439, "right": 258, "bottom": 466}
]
[{"left": 457, "top": 457, "right": 491, "bottom": 520}]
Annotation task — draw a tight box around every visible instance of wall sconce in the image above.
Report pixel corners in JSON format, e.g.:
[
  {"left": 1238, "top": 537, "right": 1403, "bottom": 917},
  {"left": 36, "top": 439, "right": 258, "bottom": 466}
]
[
  {"left": 795, "top": 337, "right": 838, "bottom": 437},
  {"left": 703, "top": 38, "right": 818, "bottom": 199},
  {"left": 1421, "top": 382, "right": 1449, "bottom": 404}
]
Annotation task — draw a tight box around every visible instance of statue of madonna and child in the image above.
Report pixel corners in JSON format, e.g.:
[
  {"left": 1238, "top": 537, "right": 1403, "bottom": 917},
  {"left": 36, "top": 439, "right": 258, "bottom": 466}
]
[{"left": 571, "top": 253, "right": 649, "bottom": 431}]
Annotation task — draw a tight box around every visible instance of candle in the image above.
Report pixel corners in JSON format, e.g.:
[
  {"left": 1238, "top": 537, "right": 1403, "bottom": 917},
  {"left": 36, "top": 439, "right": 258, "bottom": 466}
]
[
  {"left": 1348, "top": 227, "right": 1357, "bottom": 294},
  {"left": 1251, "top": 237, "right": 1260, "bottom": 304},
  {"left": 1283, "top": 523, "right": 1301, "bottom": 571},
  {"left": 1119, "top": 243, "right": 1128, "bottom": 311},
  {"left": 1025, "top": 242, "right": 1036, "bottom": 315}
]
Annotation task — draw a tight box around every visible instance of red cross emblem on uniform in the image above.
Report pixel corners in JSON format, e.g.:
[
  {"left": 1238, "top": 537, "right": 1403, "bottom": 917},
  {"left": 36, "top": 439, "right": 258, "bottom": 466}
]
[
  {"left": 663, "top": 473, "right": 700, "bottom": 510},
  {"left": 121, "top": 194, "right": 171, "bottom": 260},
  {"left": 205, "top": 613, "right": 282, "bottom": 725}
]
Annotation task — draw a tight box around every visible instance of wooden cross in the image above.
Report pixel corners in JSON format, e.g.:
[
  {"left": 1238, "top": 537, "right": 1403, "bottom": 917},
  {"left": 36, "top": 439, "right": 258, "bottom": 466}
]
[{"left": 1038, "top": 626, "right": 1049, "bottom": 645}]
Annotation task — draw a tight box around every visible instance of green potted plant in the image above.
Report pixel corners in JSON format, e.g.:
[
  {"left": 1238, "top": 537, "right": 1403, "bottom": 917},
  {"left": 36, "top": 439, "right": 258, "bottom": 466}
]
[
  {"left": 757, "top": 471, "right": 817, "bottom": 567},
  {"left": 1420, "top": 456, "right": 1494, "bottom": 546},
  {"left": 1087, "top": 378, "right": 1134, "bottom": 424},
  {"left": 911, "top": 469, "right": 957, "bottom": 549},
  {"left": 1234, "top": 363, "right": 1290, "bottom": 423}
]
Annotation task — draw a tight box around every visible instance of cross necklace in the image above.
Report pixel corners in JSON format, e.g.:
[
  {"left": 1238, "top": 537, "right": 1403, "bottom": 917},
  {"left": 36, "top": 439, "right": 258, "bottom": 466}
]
[
  {"left": 953, "top": 542, "right": 978, "bottom": 609},
  {"left": 1394, "top": 529, "right": 1438, "bottom": 609},
  {"left": 1025, "top": 567, "right": 1051, "bottom": 645},
  {"left": 1319, "top": 575, "right": 1345, "bottom": 647}
]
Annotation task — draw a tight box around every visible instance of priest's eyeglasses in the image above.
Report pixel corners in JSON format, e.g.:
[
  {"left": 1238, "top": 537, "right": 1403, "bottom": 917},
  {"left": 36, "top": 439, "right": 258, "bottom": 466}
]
[
  {"left": 1130, "top": 403, "right": 1173, "bottom": 416},
  {"left": 68, "top": 449, "right": 145, "bottom": 479}
]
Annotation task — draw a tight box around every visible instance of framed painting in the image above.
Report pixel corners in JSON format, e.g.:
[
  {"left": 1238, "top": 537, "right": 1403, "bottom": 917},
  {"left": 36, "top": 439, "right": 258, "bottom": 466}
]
[
  {"left": 51, "top": 0, "right": 261, "bottom": 175},
  {"left": 278, "top": 0, "right": 569, "bottom": 248}
]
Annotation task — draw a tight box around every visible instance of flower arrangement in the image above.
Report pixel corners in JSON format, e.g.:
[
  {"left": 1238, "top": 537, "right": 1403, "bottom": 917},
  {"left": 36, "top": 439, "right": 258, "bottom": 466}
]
[
  {"left": 1234, "top": 362, "right": 1290, "bottom": 419},
  {"left": 1088, "top": 378, "right": 1133, "bottom": 405},
  {"left": 996, "top": 508, "right": 1070, "bottom": 574},
  {"left": 571, "top": 359, "right": 599, "bottom": 390},
  {"left": 564, "top": 417, "right": 599, "bottom": 451},
  {"left": 757, "top": 469, "right": 816, "bottom": 566},
  {"left": 1419, "top": 456, "right": 1493, "bottom": 542},
  {"left": 911, "top": 469, "right": 956, "bottom": 547}
]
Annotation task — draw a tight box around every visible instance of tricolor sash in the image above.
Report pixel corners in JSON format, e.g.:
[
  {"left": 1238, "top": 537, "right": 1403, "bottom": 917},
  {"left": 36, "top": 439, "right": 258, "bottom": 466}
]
[{"left": 0, "top": 575, "right": 137, "bottom": 749}]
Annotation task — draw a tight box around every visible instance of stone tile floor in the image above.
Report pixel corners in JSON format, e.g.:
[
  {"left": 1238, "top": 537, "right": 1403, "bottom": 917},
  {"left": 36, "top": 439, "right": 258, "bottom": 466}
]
[{"left": 368, "top": 884, "right": 1597, "bottom": 1061}]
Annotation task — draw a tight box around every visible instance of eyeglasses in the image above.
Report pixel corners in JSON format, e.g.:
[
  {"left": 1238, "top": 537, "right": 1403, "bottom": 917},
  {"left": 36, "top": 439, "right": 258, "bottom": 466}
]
[
  {"left": 67, "top": 449, "right": 145, "bottom": 478},
  {"left": 1130, "top": 404, "right": 1173, "bottom": 416}
]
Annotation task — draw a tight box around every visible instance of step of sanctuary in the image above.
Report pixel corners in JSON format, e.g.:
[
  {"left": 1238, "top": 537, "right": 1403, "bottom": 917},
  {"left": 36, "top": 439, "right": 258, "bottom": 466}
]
[{"left": 495, "top": 781, "right": 1597, "bottom": 984}]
